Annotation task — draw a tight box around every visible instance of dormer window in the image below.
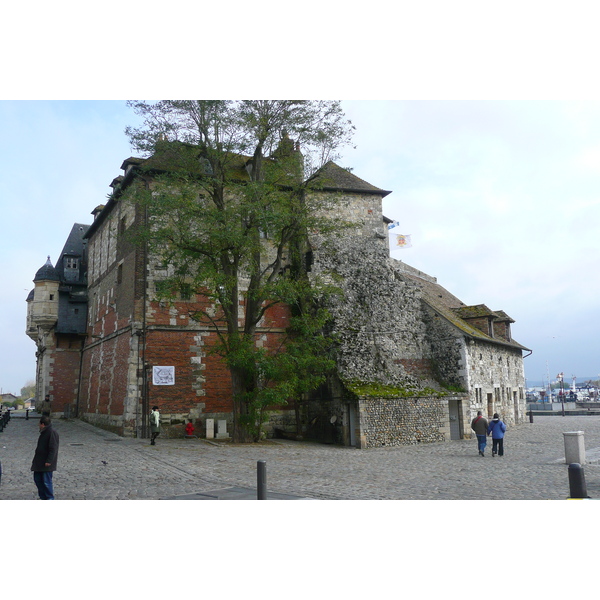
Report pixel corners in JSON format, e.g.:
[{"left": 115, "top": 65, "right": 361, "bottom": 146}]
[{"left": 64, "top": 256, "right": 80, "bottom": 283}]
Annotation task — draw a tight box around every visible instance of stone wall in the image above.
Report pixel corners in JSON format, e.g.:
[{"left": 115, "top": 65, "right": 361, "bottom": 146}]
[
  {"left": 464, "top": 341, "right": 526, "bottom": 426},
  {"left": 311, "top": 228, "right": 441, "bottom": 393},
  {"left": 357, "top": 396, "right": 448, "bottom": 448}
]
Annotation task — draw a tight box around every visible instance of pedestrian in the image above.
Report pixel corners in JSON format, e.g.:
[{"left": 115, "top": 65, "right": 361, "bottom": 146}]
[
  {"left": 487, "top": 413, "right": 507, "bottom": 457},
  {"left": 150, "top": 406, "right": 161, "bottom": 445},
  {"left": 471, "top": 410, "right": 489, "bottom": 457},
  {"left": 40, "top": 394, "right": 52, "bottom": 417},
  {"left": 31, "top": 416, "right": 59, "bottom": 500}
]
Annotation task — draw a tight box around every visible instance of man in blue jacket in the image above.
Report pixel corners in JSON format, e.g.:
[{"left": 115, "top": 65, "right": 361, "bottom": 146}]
[
  {"left": 31, "top": 416, "right": 59, "bottom": 499},
  {"left": 487, "top": 413, "right": 507, "bottom": 457}
]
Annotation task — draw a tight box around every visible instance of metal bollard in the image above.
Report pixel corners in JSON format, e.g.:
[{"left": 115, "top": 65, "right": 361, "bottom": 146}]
[
  {"left": 529, "top": 410, "right": 533, "bottom": 423},
  {"left": 257, "top": 460, "right": 267, "bottom": 500},
  {"left": 568, "top": 463, "right": 588, "bottom": 498}
]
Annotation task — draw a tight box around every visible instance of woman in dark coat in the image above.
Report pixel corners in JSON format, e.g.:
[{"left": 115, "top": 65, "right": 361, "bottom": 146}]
[{"left": 487, "top": 413, "right": 507, "bottom": 457}]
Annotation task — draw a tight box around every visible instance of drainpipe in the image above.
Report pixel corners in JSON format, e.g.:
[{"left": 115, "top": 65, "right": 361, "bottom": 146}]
[
  {"left": 140, "top": 176, "right": 150, "bottom": 438},
  {"left": 75, "top": 334, "right": 85, "bottom": 418}
]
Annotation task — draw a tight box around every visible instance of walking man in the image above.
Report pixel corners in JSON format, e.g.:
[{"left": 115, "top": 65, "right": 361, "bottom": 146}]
[
  {"left": 471, "top": 410, "right": 489, "bottom": 457},
  {"left": 31, "top": 416, "right": 59, "bottom": 500},
  {"left": 487, "top": 413, "right": 507, "bottom": 456}
]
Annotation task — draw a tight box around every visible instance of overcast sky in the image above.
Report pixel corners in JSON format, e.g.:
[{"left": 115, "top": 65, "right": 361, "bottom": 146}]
[
  {"left": 5, "top": 3, "right": 600, "bottom": 582},
  {"left": 2, "top": 99, "right": 600, "bottom": 393}
]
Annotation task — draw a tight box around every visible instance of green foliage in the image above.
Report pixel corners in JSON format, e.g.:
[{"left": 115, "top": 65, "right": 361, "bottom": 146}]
[
  {"left": 124, "top": 100, "right": 355, "bottom": 442},
  {"left": 344, "top": 380, "right": 444, "bottom": 398},
  {"left": 439, "top": 383, "right": 465, "bottom": 393},
  {"left": 19, "top": 380, "right": 36, "bottom": 399}
]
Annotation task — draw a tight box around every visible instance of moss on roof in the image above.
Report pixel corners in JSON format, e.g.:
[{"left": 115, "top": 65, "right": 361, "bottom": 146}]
[
  {"left": 453, "top": 304, "right": 499, "bottom": 319},
  {"left": 397, "top": 264, "right": 530, "bottom": 352}
]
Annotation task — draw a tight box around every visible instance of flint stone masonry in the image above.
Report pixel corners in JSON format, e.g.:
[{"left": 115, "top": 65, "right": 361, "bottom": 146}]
[
  {"left": 358, "top": 396, "right": 448, "bottom": 448},
  {"left": 312, "top": 232, "right": 440, "bottom": 393},
  {"left": 308, "top": 202, "right": 527, "bottom": 446}
]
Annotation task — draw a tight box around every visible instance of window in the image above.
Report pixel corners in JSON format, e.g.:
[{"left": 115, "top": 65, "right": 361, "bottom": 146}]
[{"left": 117, "top": 263, "right": 123, "bottom": 284}]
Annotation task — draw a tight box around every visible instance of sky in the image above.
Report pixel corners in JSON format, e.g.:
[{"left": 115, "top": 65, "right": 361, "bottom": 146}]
[
  {"left": 2, "top": 99, "right": 600, "bottom": 394},
  {"left": 4, "top": 2, "right": 600, "bottom": 590}
]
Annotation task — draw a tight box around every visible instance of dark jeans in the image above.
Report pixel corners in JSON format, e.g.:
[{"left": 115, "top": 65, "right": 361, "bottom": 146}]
[
  {"left": 33, "top": 471, "right": 55, "bottom": 500},
  {"left": 476, "top": 434, "right": 487, "bottom": 453},
  {"left": 492, "top": 438, "right": 504, "bottom": 456}
]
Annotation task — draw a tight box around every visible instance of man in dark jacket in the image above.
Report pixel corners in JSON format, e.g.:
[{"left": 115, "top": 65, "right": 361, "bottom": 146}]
[
  {"left": 31, "top": 416, "right": 59, "bottom": 500},
  {"left": 470, "top": 410, "right": 489, "bottom": 457}
]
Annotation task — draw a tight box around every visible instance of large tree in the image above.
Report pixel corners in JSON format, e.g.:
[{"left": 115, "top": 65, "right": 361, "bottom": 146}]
[{"left": 124, "top": 100, "right": 354, "bottom": 442}]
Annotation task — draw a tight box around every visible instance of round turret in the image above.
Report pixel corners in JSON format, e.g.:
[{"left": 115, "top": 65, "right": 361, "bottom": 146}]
[
  {"left": 34, "top": 256, "right": 60, "bottom": 282},
  {"left": 29, "top": 256, "right": 60, "bottom": 335}
]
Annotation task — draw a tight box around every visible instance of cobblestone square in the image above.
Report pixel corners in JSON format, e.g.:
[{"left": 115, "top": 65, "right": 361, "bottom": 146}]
[{"left": 2, "top": 413, "right": 600, "bottom": 500}]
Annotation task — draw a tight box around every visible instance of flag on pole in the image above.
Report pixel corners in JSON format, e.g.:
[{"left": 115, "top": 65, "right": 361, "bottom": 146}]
[{"left": 391, "top": 233, "right": 412, "bottom": 249}]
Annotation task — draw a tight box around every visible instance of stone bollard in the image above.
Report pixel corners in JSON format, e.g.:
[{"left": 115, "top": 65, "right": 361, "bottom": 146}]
[
  {"left": 563, "top": 431, "right": 585, "bottom": 465},
  {"left": 568, "top": 463, "right": 588, "bottom": 498},
  {"left": 205, "top": 418, "right": 214, "bottom": 439}
]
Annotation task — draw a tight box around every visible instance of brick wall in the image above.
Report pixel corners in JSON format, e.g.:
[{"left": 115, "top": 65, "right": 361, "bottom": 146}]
[{"left": 49, "top": 336, "right": 83, "bottom": 414}]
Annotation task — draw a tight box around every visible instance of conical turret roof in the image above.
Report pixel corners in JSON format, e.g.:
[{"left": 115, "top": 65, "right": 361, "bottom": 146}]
[{"left": 34, "top": 256, "right": 60, "bottom": 282}]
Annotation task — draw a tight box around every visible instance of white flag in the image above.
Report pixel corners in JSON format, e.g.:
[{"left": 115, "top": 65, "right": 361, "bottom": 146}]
[{"left": 390, "top": 233, "right": 412, "bottom": 249}]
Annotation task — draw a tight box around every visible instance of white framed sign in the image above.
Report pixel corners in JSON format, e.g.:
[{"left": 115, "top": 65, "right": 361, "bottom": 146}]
[{"left": 152, "top": 366, "right": 175, "bottom": 386}]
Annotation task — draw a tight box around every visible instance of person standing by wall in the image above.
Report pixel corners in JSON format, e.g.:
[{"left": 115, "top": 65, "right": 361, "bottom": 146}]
[
  {"left": 487, "top": 413, "right": 507, "bottom": 456},
  {"left": 40, "top": 394, "right": 52, "bottom": 417},
  {"left": 150, "top": 406, "right": 161, "bottom": 445},
  {"left": 31, "top": 416, "right": 59, "bottom": 500},
  {"left": 471, "top": 410, "right": 489, "bottom": 457}
]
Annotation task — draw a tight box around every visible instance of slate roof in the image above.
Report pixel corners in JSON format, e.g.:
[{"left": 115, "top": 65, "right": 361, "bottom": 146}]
[
  {"left": 397, "top": 262, "right": 530, "bottom": 352},
  {"left": 87, "top": 145, "right": 391, "bottom": 240},
  {"left": 58, "top": 223, "right": 89, "bottom": 258},
  {"left": 307, "top": 161, "right": 391, "bottom": 197},
  {"left": 34, "top": 256, "right": 60, "bottom": 282}
]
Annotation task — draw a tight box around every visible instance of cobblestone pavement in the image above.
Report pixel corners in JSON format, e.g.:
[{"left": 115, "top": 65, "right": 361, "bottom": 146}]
[{"left": 1, "top": 413, "right": 599, "bottom": 500}]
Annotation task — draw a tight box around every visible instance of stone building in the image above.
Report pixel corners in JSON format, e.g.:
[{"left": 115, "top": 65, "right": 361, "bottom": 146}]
[
  {"left": 26, "top": 142, "right": 530, "bottom": 447},
  {"left": 26, "top": 224, "right": 89, "bottom": 415}
]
